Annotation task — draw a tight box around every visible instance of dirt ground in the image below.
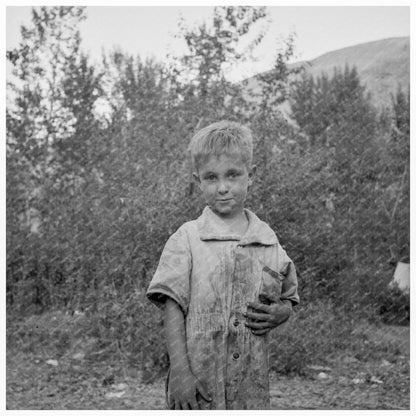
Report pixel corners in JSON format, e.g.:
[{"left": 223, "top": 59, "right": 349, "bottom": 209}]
[{"left": 6, "top": 323, "right": 409, "bottom": 410}]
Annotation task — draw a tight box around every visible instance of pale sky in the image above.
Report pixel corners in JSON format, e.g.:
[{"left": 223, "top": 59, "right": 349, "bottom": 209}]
[{"left": 6, "top": 5, "right": 411, "bottom": 81}]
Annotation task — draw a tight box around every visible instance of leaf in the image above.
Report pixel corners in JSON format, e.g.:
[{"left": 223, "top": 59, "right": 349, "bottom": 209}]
[
  {"left": 105, "top": 391, "right": 125, "bottom": 399},
  {"left": 72, "top": 352, "right": 85, "bottom": 361},
  {"left": 370, "top": 376, "right": 383, "bottom": 384},
  {"left": 352, "top": 378, "right": 365, "bottom": 384},
  {"left": 307, "top": 365, "right": 332, "bottom": 372},
  {"left": 112, "top": 383, "right": 128, "bottom": 391}
]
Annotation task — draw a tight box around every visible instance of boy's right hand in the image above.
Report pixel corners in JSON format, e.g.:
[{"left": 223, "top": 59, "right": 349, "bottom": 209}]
[{"left": 168, "top": 367, "right": 212, "bottom": 410}]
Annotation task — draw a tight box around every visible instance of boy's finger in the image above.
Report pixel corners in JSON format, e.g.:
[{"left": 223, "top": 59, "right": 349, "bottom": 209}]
[
  {"left": 245, "top": 320, "right": 270, "bottom": 329},
  {"left": 251, "top": 328, "right": 269, "bottom": 336},
  {"left": 182, "top": 401, "right": 191, "bottom": 410},
  {"left": 244, "top": 310, "right": 270, "bottom": 321},
  {"left": 190, "top": 399, "right": 200, "bottom": 410},
  {"left": 174, "top": 401, "right": 181, "bottom": 410},
  {"left": 196, "top": 381, "right": 212, "bottom": 402},
  {"left": 246, "top": 301, "right": 271, "bottom": 313}
]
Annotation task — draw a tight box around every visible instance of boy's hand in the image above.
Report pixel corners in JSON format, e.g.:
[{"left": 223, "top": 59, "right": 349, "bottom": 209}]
[
  {"left": 168, "top": 367, "right": 212, "bottom": 410},
  {"left": 244, "top": 300, "right": 292, "bottom": 336}
]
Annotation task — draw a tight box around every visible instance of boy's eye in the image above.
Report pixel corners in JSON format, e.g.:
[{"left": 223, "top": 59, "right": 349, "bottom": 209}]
[
  {"left": 205, "top": 175, "right": 217, "bottom": 181},
  {"left": 228, "top": 171, "right": 240, "bottom": 178}
]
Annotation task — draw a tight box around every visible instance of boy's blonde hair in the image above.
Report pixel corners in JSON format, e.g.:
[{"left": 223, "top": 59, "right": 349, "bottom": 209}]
[{"left": 189, "top": 120, "right": 253, "bottom": 171}]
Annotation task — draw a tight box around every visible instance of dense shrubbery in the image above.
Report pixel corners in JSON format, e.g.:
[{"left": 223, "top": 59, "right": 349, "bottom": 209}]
[
  {"left": 377, "top": 284, "right": 410, "bottom": 326},
  {"left": 7, "top": 6, "right": 409, "bottom": 375}
]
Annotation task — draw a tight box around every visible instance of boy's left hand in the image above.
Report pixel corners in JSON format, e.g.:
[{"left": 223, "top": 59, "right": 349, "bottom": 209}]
[{"left": 244, "top": 300, "right": 292, "bottom": 336}]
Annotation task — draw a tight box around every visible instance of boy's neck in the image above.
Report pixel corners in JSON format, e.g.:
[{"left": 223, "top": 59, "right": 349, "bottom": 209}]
[{"left": 211, "top": 208, "right": 249, "bottom": 237}]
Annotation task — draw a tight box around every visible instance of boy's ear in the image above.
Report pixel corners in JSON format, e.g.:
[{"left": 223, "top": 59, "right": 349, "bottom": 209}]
[{"left": 248, "top": 165, "right": 256, "bottom": 186}]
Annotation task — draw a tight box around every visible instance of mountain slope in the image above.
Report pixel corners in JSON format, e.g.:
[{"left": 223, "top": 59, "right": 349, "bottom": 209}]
[
  {"left": 246, "top": 37, "right": 410, "bottom": 109},
  {"left": 300, "top": 37, "right": 409, "bottom": 107}
]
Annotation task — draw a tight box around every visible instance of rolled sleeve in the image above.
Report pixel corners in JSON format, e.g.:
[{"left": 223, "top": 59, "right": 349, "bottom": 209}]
[
  {"left": 146, "top": 226, "right": 191, "bottom": 315},
  {"left": 278, "top": 246, "right": 300, "bottom": 306}
]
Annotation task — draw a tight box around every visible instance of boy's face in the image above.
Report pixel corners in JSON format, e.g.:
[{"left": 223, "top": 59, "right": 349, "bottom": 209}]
[{"left": 194, "top": 153, "right": 255, "bottom": 219}]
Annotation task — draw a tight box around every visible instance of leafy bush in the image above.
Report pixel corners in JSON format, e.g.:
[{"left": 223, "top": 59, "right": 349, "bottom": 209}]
[{"left": 377, "top": 283, "right": 410, "bottom": 326}]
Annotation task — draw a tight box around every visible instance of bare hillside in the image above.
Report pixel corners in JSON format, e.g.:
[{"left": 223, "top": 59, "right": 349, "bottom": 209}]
[{"left": 245, "top": 37, "right": 410, "bottom": 108}]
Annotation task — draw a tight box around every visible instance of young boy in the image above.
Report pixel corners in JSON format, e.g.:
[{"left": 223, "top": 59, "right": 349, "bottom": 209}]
[{"left": 146, "top": 121, "right": 299, "bottom": 410}]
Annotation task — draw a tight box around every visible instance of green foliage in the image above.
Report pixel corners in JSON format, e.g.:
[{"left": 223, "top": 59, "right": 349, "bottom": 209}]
[
  {"left": 173, "top": 6, "right": 267, "bottom": 96},
  {"left": 391, "top": 85, "right": 410, "bottom": 137},
  {"left": 7, "top": 6, "right": 409, "bottom": 378},
  {"left": 256, "top": 32, "right": 301, "bottom": 109},
  {"left": 290, "top": 66, "right": 375, "bottom": 147},
  {"left": 377, "top": 283, "right": 410, "bottom": 326},
  {"left": 7, "top": 6, "right": 104, "bottom": 311},
  {"left": 287, "top": 64, "right": 409, "bottom": 312},
  {"left": 7, "top": 7, "right": 88, "bottom": 165}
]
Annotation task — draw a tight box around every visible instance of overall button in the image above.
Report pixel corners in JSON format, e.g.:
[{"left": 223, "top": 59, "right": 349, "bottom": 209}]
[
  {"left": 233, "top": 319, "right": 239, "bottom": 327},
  {"left": 232, "top": 352, "right": 240, "bottom": 360}
]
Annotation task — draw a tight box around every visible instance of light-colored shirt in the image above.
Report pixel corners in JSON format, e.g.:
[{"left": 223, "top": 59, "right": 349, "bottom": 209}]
[{"left": 146, "top": 206, "right": 299, "bottom": 409}]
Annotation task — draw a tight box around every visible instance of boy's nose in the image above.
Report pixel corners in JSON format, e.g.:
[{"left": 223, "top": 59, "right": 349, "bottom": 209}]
[{"left": 218, "top": 181, "right": 228, "bottom": 194}]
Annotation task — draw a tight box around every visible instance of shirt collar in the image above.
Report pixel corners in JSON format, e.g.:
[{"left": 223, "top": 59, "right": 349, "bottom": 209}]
[{"left": 197, "top": 206, "right": 278, "bottom": 246}]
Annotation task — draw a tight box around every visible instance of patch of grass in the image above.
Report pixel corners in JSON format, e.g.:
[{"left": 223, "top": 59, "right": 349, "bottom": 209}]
[
  {"left": 7, "top": 310, "right": 98, "bottom": 358},
  {"left": 7, "top": 306, "right": 409, "bottom": 410},
  {"left": 269, "top": 300, "right": 409, "bottom": 376},
  {"left": 8, "top": 302, "right": 409, "bottom": 381}
]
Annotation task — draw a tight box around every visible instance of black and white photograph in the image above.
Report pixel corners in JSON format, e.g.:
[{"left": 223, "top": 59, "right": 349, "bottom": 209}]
[{"left": 5, "top": 2, "right": 411, "bottom": 411}]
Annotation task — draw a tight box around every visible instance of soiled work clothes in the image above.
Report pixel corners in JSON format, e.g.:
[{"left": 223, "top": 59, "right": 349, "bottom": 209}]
[{"left": 146, "top": 206, "right": 299, "bottom": 409}]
